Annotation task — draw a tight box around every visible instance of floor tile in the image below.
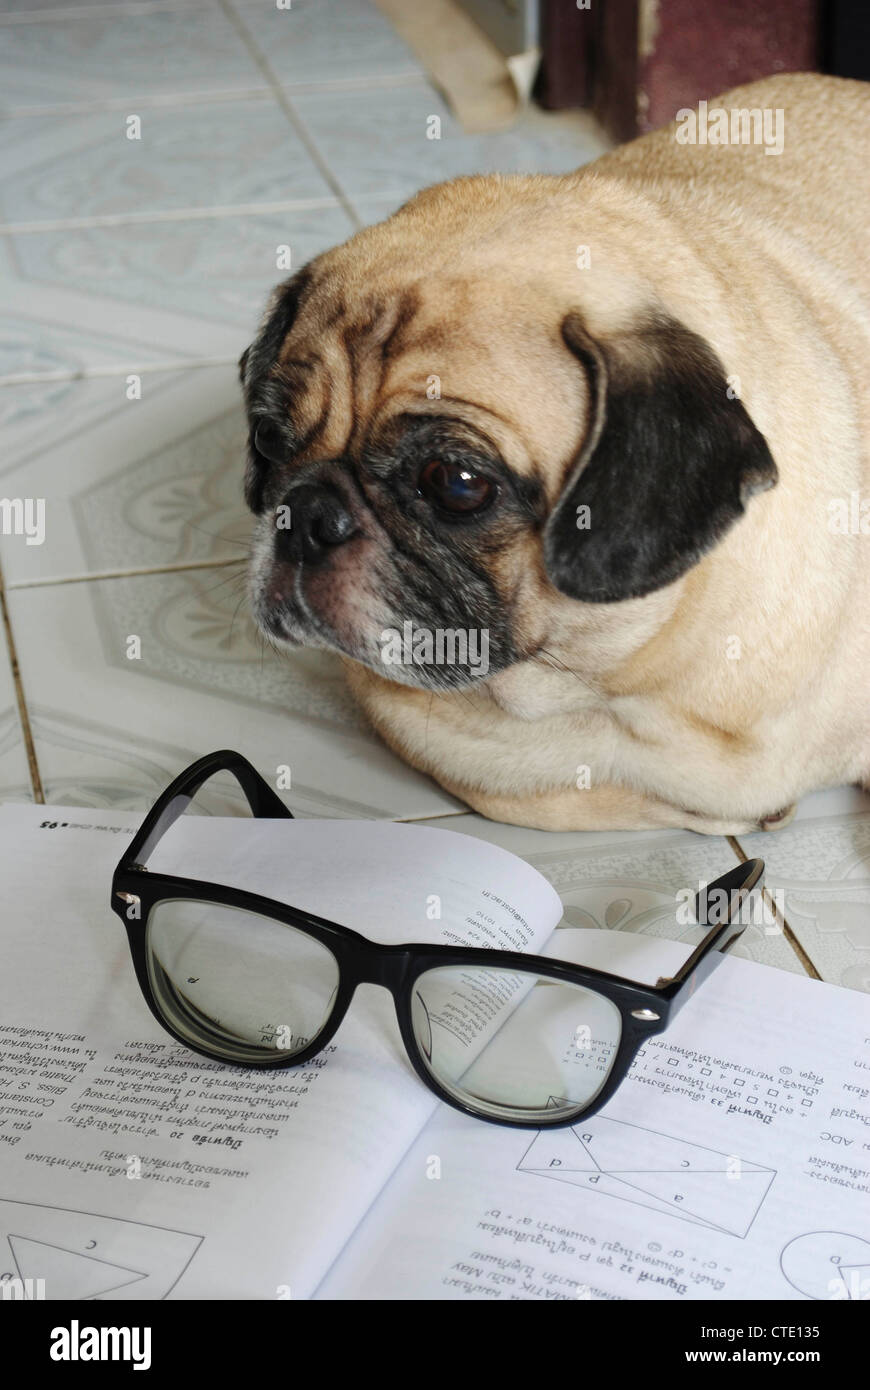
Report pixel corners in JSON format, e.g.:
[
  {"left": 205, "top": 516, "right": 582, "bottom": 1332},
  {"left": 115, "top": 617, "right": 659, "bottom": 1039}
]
[
  {"left": 0, "top": 301, "right": 210, "bottom": 387},
  {"left": 234, "top": 0, "right": 424, "bottom": 87},
  {"left": 0, "top": 1, "right": 208, "bottom": 11},
  {"left": 0, "top": 365, "right": 253, "bottom": 582},
  {"left": 417, "top": 813, "right": 809, "bottom": 977},
  {"left": 0, "top": 5, "right": 264, "bottom": 112},
  {"left": 0, "top": 242, "right": 234, "bottom": 384},
  {"left": 5, "top": 569, "right": 463, "bottom": 817},
  {"left": 732, "top": 787, "right": 870, "bottom": 992},
  {"left": 0, "top": 97, "right": 331, "bottom": 227},
  {"left": 294, "top": 82, "right": 611, "bottom": 204},
  {"left": 0, "top": 202, "right": 353, "bottom": 375}
]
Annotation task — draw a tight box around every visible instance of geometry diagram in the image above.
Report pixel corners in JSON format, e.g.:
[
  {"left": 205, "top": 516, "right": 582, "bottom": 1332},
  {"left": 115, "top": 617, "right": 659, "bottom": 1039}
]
[
  {"left": 781, "top": 1231, "right": 870, "bottom": 1301},
  {"left": 518, "top": 1108, "right": 775, "bottom": 1238},
  {"left": 0, "top": 1198, "right": 203, "bottom": 1300}
]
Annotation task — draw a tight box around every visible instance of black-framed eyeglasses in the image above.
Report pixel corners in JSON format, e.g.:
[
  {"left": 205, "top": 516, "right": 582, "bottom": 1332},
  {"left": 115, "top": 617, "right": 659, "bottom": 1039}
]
[{"left": 111, "top": 750, "right": 764, "bottom": 1130}]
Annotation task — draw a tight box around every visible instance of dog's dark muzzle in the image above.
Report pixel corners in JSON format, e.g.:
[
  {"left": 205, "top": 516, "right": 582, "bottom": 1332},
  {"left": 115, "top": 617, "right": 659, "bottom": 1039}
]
[{"left": 274, "top": 482, "right": 359, "bottom": 567}]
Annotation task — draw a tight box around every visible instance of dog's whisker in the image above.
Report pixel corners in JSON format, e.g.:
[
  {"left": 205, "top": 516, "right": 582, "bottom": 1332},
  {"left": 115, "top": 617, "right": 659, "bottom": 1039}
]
[
  {"left": 201, "top": 567, "right": 249, "bottom": 600},
  {"left": 228, "top": 590, "right": 250, "bottom": 646},
  {"left": 184, "top": 521, "right": 252, "bottom": 552}
]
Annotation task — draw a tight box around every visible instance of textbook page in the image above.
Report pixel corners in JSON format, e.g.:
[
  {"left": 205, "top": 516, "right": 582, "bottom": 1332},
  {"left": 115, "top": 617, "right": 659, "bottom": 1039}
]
[
  {"left": 315, "top": 928, "right": 870, "bottom": 1301},
  {"left": 0, "top": 802, "right": 561, "bottom": 1300}
]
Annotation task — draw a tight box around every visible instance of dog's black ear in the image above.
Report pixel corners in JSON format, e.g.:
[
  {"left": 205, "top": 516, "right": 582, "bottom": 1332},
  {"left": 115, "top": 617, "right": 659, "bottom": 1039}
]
[
  {"left": 542, "top": 311, "right": 778, "bottom": 602},
  {"left": 238, "top": 267, "right": 314, "bottom": 405}
]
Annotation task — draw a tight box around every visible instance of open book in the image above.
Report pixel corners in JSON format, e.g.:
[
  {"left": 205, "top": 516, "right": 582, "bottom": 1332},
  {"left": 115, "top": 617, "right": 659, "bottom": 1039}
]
[{"left": 0, "top": 802, "right": 867, "bottom": 1302}]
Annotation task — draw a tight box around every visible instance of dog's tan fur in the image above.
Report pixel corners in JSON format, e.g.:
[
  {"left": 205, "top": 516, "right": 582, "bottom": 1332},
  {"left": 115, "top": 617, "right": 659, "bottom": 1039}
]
[{"left": 261, "top": 75, "right": 870, "bottom": 833}]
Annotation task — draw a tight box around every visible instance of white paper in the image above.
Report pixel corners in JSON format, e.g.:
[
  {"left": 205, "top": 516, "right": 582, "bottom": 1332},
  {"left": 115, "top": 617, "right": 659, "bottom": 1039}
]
[
  {"left": 0, "top": 802, "right": 560, "bottom": 1300},
  {"left": 4, "top": 801, "right": 869, "bottom": 1303},
  {"left": 315, "top": 930, "right": 870, "bottom": 1301}
]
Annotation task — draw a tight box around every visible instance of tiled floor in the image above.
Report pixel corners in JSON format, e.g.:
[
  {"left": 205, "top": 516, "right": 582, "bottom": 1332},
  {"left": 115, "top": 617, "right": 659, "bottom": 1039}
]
[{"left": 1, "top": 0, "right": 868, "bottom": 993}]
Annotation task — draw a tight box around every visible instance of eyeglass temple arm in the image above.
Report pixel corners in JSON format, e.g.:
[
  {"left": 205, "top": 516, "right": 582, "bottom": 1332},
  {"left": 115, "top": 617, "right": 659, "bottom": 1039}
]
[
  {"left": 658, "top": 858, "right": 765, "bottom": 1017},
  {"left": 120, "top": 748, "right": 292, "bottom": 871}
]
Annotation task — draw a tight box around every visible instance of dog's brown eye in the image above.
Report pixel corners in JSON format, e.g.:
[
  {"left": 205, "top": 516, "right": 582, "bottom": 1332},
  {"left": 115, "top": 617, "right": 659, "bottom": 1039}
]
[
  {"left": 253, "top": 419, "right": 285, "bottom": 464},
  {"left": 418, "top": 459, "right": 494, "bottom": 514}
]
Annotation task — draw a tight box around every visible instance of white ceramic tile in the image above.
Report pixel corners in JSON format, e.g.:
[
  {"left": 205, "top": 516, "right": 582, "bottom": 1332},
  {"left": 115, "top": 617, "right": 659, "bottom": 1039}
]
[
  {"left": 732, "top": 788, "right": 870, "bottom": 992},
  {"left": 233, "top": 0, "right": 423, "bottom": 87},
  {"left": 0, "top": 233, "right": 240, "bottom": 382},
  {"left": 0, "top": 1, "right": 207, "bottom": 12},
  {"left": 0, "top": 6, "right": 264, "bottom": 112},
  {"left": 0, "top": 207, "right": 353, "bottom": 369},
  {"left": 5, "top": 570, "right": 463, "bottom": 818},
  {"left": 0, "top": 366, "right": 254, "bottom": 582},
  {"left": 293, "top": 82, "right": 612, "bottom": 204},
  {"left": 0, "top": 305, "right": 206, "bottom": 386},
  {"left": 0, "top": 98, "right": 333, "bottom": 227},
  {"left": 0, "top": 598, "right": 33, "bottom": 801},
  {"left": 415, "top": 812, "right": 808, "bottom": 977}
]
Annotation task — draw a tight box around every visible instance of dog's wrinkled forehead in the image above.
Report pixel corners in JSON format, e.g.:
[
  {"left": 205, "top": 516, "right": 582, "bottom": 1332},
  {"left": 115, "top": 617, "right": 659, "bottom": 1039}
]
[
  {"left": 241, "top": 264, "right": 451, "bottom": 452},
  {"left": 239, "top": 259, "right": 585, "bottom": 482}
]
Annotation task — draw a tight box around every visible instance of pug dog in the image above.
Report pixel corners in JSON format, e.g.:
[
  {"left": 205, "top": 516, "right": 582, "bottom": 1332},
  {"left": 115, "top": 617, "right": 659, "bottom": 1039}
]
[{"left": 241, "top": 73, "right": 870, "bottom": 834}]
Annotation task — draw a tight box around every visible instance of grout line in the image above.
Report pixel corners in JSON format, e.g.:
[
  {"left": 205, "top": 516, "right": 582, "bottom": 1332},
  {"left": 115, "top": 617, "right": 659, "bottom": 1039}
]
[
  {"left": 0, "top": 195, "right": 348, "bottom": 236},
  {"left": 0, "top": 357, "right": 239, "bottom": 387},
  {"left": 0, "top": 556, "right": 45, "bottom": 803},
  {"left": 219, "top": 0, "right": 363, "bottom": 231},
  {"left": 0, "top": 86, "right": 272, "bottom": 120},
  {"left": 0, "top": 189, "right": 401, "bottom": 238},
  {"left": 0, "top": 1, "right": 211, "bottom": 24},
  {"left": 5, "top": 557, "right": 244, "bottom": 591},
  {"left": 0, "top": 72, "right": 426, "bottom": 120},
  {"left": 727, "top": 833, "right": 822, "bottom": 979}
]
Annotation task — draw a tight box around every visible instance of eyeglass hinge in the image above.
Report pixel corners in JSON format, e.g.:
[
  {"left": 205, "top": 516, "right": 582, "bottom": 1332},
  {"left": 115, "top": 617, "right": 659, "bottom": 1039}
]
[{"left": 130, "top": 862, "right": 149, "bottom": 873}]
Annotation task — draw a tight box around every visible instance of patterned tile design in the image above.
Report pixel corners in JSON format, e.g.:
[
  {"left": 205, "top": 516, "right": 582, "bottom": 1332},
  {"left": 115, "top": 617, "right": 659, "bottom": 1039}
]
[
  {"left": 434, "top": 815, "right": 810, "bottom": 977},
  {"left": 235, "top": 0, "right": 424, "bottom": 89},
  {"left": 5, "top": 570, "right": 462, "bottom": 818},
  {"left": 0, "top": 7, "right": 264, "bottom": 112},
  {"left": 294, "top": 82, "right": 611, "bottom": 203},
  {"left": 1, "top": 367, "right": 252, "bottom": 582},
  {"left": 0, "top": 99, "right": 333, "bottom": 226}
]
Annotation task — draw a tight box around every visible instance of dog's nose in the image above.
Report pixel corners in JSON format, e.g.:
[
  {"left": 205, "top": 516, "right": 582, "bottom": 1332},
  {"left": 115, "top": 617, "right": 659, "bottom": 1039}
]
[{"left": 274, "top": 484, "right": 357, "bottom": 565}]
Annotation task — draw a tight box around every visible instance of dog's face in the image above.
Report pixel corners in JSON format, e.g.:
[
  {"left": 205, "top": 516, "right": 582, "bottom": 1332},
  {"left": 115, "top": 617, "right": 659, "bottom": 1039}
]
[{"left": 241, "top": 180, "right": 777, "bottom": 691}]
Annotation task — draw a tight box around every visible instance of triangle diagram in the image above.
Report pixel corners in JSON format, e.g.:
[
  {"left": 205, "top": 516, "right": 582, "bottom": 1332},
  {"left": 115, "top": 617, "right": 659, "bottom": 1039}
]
[
  {"left": 519, "top": 1107, "right": 775, "bottom": 1237},
  {"left": 518, "top": 1123, "right": 601, "bottom": 1174},
  {"left": 9, "top": 1235, "right": 147, "bottom": 1300},
  {"left": 604, "top": 1167, "right": 775, "bottom": 1234},
  {"left": 530, "top": 1167, "right": 717, "bottom": 1229}
]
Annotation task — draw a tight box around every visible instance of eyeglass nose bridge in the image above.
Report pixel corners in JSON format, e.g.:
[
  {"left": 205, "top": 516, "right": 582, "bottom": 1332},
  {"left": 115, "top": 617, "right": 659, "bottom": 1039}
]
[{"left": 344, "top": 937, "right": 413, "bottom": 996}]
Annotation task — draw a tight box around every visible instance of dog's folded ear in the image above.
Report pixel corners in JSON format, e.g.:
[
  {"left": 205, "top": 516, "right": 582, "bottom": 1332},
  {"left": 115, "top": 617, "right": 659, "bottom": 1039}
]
[
  {"left": 238, "top": 266, "right": 314, "bottom": 404},
  {"left": 542, "top": 311, "right": 778, "bottom": 602}
]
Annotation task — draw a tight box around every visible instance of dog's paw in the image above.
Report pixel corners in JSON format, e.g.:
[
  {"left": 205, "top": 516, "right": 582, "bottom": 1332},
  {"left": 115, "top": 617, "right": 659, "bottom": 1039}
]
[
  {"left": 759, "top": 804, "right": 797, "bottom": 831},
  {"left": 680, "top": 812, "right": 766, "bottom": 836}
]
